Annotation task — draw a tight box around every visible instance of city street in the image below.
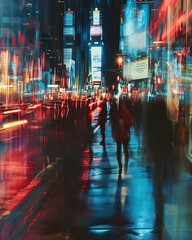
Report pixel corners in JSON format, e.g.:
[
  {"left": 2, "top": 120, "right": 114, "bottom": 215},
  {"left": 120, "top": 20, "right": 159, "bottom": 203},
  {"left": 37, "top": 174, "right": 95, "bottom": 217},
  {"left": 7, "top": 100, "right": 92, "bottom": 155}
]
[
  {"left": 0, "top": 1, "right": 192, "bottom": 239},
  {"left": 0, "top": 106, "right": 65, "bottom": 203},
  {"left": 20, "top": 116, "right": 192, "bottom": 240},
  {"left": 0, "top": 101, "right": 100, "bottom": 239},
  {"left": 0, "top": 105, "right": 70, "bottom": 238}
]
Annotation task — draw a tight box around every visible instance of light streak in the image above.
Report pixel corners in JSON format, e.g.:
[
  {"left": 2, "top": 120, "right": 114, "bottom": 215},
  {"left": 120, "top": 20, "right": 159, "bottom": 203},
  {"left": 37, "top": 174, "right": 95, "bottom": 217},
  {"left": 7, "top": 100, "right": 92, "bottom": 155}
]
[
  {"left": 2, "top": 120, "right": 28, "bottom": 129},
  {"left": 149, "top": 0, "right": 192, "bottom": 43},
  {"left": 3, "top": 109, "right": 22, "bottom": 115},
  {"left": 27, "top": 104, "right": 41, "bottom": 109}
]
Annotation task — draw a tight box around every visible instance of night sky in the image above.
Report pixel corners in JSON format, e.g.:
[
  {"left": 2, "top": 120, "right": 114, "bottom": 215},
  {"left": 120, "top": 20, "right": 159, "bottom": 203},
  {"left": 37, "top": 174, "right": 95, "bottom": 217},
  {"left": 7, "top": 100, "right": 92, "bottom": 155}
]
[{"left": 102, "top": 0, "right": 121, "bottom": 86}]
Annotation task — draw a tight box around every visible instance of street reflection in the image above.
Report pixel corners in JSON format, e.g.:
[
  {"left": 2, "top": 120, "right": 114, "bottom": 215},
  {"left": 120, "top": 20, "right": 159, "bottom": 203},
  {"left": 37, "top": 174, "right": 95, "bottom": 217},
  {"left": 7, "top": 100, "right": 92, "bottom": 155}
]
[
  {"left": 112, "top": 175, "right": 128, "bottom": 226},
  {"left": 0, "top": 105, "right": 67, "bottom": 203}
]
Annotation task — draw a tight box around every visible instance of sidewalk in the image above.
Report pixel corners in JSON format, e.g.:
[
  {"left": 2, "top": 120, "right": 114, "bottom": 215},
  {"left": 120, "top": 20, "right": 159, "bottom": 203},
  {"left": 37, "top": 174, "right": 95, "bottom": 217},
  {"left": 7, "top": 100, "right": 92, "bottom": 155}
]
[
  {"left": 66, "top": 121, "right": 192, "bottom": 240},
  {"left": 22, "top": 119, "right": 148, "bottom": 240},
  {"left": 0, "top": 115, "right": 139, "bottom": 239},
  {"left": 0, "top": 106, "right": 101, "bottom": 239},
  {"left": 17, "top": 107, "right": 192, "bottom": 240},
  {"left": 14, "top": 116, "right": 192, "bottom": 240}
]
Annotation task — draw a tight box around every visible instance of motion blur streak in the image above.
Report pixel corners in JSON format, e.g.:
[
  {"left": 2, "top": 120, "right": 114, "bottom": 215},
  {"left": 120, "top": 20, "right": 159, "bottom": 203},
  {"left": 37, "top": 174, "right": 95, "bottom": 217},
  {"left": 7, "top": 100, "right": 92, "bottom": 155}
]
[{"left": 2, "top": 119, "right": 28, "bottom": 129}]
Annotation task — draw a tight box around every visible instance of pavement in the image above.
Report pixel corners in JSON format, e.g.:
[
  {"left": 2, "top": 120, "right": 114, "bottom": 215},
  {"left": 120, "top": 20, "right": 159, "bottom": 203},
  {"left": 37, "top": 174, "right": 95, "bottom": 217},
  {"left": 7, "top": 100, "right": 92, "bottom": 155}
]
[
  {"left": 1, "top": 103, "right": 192, "bottom": 239},
  {"left": 0, "top": 106, "right": 100, "bottom": 239},
  {"left": 20, "top": 119, "right": 147, "bottom": 240},
  {"left": 21, "top": 116, "right": 192, "bottom": 240}
]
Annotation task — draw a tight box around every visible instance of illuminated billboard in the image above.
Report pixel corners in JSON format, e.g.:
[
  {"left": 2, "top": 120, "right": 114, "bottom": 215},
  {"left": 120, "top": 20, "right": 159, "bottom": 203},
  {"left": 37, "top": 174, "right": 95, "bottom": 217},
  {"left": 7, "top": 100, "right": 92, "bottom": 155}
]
[
  {"left": 91, "top": 46, "right": 102, "bottom": 84},
  {"left": 64, "top": 12, "right": 74, "bottom": 26},
  {"left": 124, "top": 3, "right": 149, "bottom": 36},
  {"left": 90, "top": 26, "right": 102, "bottom": 37},
  {"left": 64, "top": 26, "right": 75, "bottom": 36},
  {"left": 93, "top": 9, "right": 100, "bottom": 25},
  {"left": 126, "top": 30, "right": 147, "bottom": 51},
  {"left": 123, "top": 57, "right": 148, "bottom": 81},
  {"left": 122, "top": 3, "right": 150, "bottom": 81},
  {"left": 64, "top": 11, "right": 75, "bottom": 37}
]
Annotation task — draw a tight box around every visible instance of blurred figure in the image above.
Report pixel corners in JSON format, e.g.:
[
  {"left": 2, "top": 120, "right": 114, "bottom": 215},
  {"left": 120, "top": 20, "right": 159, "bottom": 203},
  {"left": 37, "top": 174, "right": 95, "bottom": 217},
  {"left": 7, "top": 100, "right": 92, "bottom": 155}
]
[
  {"left": 145, "top": 97, "right": 174, "bottom": 198},
  {"left": 98, "top": 98, "right": 107, "bottom": 148},
  {"left": 132, "top": 96, "right": 143, "bottom": 148},
  {"left": 145, "top": 97, "right": 175, "bottom": 240},
  {"left": 146, "top": 96, "right": 174, "bottom": 158},
  {"left": 110, "top": 99, "right": 133, "bottom": 174},
  {"left": 83, "top": 103, "right": 94, "bottom": 157}
]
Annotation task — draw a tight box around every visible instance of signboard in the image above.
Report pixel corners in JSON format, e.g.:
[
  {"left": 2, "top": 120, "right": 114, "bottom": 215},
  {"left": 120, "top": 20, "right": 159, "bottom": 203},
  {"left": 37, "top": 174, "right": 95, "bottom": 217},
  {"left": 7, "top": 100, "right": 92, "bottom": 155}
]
[
  {"left": 64, "top": 12, "right": 74, "bottom": 26},
  {"left": 124, "top": 3, "right": 149, "bottom": 37},
  {"left": 92, "top": 81, "right": 101, "bottom": 85},
  {"left": 91, "top": 46, "right": 102, "bottom": 84},
  {"left": 126, "top": 31, "right": 147, "bottom": 51},
  {"left": 93, "top": 10, "right": 100, "bottom": 25},
  {"left": 90, "top": 26, "right": 102, "bottom": 37},
  {"left": 123, "top": 57, "right": 148, "bottom": 80},
  {"left": 64, "top": 12, "right": 75, "bottom": 37},
  {"left": 64, "top": 26, "right": 75, "bottom": 36}
]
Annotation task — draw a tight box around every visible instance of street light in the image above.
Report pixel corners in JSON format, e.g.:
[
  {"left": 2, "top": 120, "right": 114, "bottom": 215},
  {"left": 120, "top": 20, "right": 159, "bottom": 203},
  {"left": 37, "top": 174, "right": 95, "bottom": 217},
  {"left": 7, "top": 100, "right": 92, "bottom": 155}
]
[{"left": 117, "top": 56, "right": 123, "bottom": 69}]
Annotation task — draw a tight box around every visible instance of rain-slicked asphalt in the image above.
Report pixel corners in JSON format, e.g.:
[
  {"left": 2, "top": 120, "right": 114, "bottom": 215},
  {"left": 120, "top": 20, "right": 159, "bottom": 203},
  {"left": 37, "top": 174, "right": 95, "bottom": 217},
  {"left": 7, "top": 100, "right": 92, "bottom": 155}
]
[{"left": 20, "top": 116, "right": 192, "bottom": 240}]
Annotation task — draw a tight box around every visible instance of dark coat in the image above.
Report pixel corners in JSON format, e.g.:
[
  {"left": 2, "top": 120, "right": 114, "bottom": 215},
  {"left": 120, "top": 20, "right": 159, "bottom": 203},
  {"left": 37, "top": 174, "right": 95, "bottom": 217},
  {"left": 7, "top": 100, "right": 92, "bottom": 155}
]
[
  {"left": 98, "top": 101, "right": 107, "bottom": 127},
  {"left": 111, "top": 101, "right": 133, "bottom": 141}
]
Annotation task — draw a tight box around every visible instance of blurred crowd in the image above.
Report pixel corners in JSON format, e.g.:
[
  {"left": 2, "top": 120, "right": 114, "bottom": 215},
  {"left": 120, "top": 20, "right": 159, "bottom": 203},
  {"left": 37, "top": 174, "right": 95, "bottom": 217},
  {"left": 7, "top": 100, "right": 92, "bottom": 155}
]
[{"left": 45, "top": 93, "right": 186, "bottom": 180}]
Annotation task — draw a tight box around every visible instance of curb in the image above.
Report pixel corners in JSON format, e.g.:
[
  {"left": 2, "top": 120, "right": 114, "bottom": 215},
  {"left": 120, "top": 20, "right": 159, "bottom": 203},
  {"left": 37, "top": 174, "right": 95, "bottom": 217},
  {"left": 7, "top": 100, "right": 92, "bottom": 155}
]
[{"left": 0, "top": 158, "right": 65, "bottom": 240}]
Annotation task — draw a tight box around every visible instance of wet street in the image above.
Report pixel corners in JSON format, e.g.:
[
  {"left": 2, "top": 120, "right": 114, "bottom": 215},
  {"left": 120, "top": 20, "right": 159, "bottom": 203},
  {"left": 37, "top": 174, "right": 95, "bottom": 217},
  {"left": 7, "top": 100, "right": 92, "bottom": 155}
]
[
  {"left": 0, "top": 107, "right": 66, "bottom": 207},
  {"left": 19, "top": 113, "right": 192, "bottom": 240},
  {"left": 1, "top": 0, "right": 192, "bottom": 239}
]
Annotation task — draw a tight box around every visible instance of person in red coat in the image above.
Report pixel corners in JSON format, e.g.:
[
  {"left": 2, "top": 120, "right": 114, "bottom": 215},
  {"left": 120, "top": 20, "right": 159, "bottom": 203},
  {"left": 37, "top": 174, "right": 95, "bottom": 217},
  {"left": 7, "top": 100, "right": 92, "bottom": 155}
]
[{"left": 110, "top": 98, "right": 133, "bottom": 174}]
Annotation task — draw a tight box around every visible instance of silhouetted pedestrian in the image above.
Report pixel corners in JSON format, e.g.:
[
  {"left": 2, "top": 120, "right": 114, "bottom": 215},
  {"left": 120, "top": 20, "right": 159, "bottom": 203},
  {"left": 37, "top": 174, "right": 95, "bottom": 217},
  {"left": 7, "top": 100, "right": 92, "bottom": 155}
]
[
  {"left": 110, "top": 99, "right": 133, "bottom": 174},
  {"left": 145, "top": 96, "right": 174, "bottom": 201},
  {"left": 132, "top": 96, "right": 143, "bottom": 148},
  {"left": 98, "top": 98, "right": 107, "bottom": 148},
  {"left": 83, "top": 104, "right": 94, "bottom": 157}
]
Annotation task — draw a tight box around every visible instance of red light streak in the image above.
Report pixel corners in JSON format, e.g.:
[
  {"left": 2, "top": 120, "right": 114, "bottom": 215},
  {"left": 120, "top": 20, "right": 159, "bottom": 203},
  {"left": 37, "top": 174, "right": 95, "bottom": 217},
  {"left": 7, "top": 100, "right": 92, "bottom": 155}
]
[
  {"left": 28, "top": 104, "right": 41, "bottom": 109},
  {"left": 149, "top": 0, "right": 192, "bottom": 43},
  {"left": 2, "top": 120, "right": 28, "bottom": 129},
  {"left": 3, "top": 109, "right": 22, "bottom": 115}
]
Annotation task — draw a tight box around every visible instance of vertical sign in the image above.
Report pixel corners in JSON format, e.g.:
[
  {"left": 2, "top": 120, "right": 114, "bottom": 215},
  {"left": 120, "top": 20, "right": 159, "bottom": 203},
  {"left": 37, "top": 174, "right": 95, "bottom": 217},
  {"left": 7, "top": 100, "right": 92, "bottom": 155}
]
[
  {"left": 91, "top": 46, "right": 102, "bottom": 85},
  {"left": 93, "top": 9, "right": 100, "bottom": 25}
]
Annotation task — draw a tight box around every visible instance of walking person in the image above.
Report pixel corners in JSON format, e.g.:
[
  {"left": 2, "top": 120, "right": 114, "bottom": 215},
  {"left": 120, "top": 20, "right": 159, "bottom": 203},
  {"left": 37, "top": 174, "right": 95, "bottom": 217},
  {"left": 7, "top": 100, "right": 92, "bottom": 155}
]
[
  {"left": 110, "top": 98, "right": 133, "bottom": 174},
  {"left": 98, "top": 97, "right": 107, "bottom": 148},
  {"left": 132, "top": 96, "right": 143, "bottom": 148},
  {"left": 84, "top": 103, "right": 94, "bottom": 157}
]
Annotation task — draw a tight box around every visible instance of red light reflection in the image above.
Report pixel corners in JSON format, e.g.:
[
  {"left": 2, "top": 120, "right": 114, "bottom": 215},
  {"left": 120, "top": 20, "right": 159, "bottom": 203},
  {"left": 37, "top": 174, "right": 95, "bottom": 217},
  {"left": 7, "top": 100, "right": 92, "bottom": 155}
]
[{"left": 149, "top": 0, "right": 192, "bottom": 43}]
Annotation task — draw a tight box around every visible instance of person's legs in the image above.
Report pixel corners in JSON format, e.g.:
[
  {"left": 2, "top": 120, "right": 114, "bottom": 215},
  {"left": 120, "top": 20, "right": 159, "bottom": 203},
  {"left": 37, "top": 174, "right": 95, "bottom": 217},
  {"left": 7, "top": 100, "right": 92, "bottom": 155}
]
[
  {"left": 123, "top": 140, "right": 129, "bottom": 164},
  {"left": 100, "top": 124, "right": 106, "bottom": 147},
  {"left": 116, "top": 141, "right": 122, "bottom": 173}
]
